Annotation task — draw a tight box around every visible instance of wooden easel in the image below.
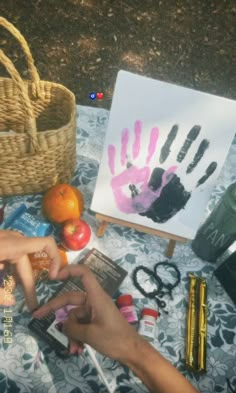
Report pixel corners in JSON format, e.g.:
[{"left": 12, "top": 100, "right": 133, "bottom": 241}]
[{"left": 95, "top": 213, "right": 188, "bottom": 258}]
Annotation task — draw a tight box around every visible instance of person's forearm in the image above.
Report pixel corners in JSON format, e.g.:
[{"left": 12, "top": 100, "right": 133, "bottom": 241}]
[{"left": 119, "top": 336, "right": 199, "bottom": 393}]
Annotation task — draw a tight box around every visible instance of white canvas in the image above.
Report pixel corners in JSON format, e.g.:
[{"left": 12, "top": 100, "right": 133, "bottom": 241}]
[{"left": 91, "top": 71, "right": 236, "bottom": 239}]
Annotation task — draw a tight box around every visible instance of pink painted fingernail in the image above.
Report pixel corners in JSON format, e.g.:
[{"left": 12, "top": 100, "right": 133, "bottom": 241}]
[{"left": 69, "top": 343, "right": 78, "bottom": 355}]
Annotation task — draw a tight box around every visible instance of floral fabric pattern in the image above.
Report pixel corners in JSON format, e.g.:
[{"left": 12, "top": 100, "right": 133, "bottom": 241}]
[{"left": 0, "top": 105, "right": 236, "bottom": 393}]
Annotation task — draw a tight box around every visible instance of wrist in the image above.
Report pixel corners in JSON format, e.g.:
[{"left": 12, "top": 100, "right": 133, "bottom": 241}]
[
  {"left": 117, "top": 332, "right": 155, "bottom": 368},
  {"left": 117, "top": 335, "right": 164, "bottom": 392}
]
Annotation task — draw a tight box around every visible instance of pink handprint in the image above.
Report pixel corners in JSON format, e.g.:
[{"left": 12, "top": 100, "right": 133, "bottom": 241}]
[{"left": 108, "top": 120, "right": 177, "bottom": 215}]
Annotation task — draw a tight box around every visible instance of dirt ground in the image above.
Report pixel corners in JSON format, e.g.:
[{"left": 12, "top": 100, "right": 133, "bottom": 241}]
[{"left": 0, "top": 0, "right": 235, "bottom": 109}]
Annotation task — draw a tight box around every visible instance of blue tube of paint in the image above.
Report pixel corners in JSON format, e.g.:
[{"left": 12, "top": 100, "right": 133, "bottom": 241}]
[
  {"left": 3, "top": 204, "right": 53, "bottom": 237},
  {"left": 3, "top": 203, "right": 28, "bottom": 229}
]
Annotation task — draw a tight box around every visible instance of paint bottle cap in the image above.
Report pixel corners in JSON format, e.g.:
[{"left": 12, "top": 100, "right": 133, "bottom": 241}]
[
  {"left": 117, "top": 294, "right": 133, "bottom": 307},
  {"left": 141, "top": 308, "right": 159, "bottom": 319}
]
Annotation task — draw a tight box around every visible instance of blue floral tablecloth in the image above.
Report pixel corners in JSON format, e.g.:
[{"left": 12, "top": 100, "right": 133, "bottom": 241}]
[{"left": 0, "top": 105, "right": 236, "bottom": 393}]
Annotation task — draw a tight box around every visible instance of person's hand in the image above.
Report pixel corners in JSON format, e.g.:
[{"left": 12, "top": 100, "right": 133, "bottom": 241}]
[
  {"left": 33, "top": 265, "right": 199, "bottom": 393},
  {"left": 33, "top": 264, "right": 141, "bottom": 362},
  {"left": 0, "top": 230, "right": 62, "bottom": 311}
]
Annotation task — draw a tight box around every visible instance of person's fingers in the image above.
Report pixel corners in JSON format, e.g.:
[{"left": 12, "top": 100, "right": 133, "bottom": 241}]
[
  {"left": 15, "top": 255, "right": 38, "bottom": 312},
  {"left": 63, "top": 318, "right": 89, "bottom": 345},
  {"left": 54, "top": 265, "right": 106, "bottom": 299},
  {"left": 33, "top": 291, "right": 87, "bottom": 318},
  {"left": 0, "top": 287, "right": 15, "bottom": 306},
  {"left": 42, "top": 236, "right": 62, "bottom": 279},
  {"left": 69, "top": 340, "right": 80, "bottom": 355},
  {"left": 0, "top": 234, "right": 62, "bottom": 279},
  {"left": 62, "top": 305, "right": 94, "bottom": 345},
  {"left": 0, "top": 264, "right": 16, "bottom": 306},
  {"left": 53, "top": 265, "right": 70, "bottom": 281},
  {"left": 21, "top": 236, "right": 62, "bottom": 279},
  {"left": 68, "top": 337, "right": 84, "bottom": 355},
  {"left": 0, "top": 229, "right": 23, "bottom": 238},
  {"left": 68, "top": 305, "right": 92, "bottom": 324},
  {"left": 0, "top": 231, "right": 24, "bottom": 261}
]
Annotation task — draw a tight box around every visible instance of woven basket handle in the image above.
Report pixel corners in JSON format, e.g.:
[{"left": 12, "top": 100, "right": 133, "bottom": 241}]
[
  {"left": 0, "top": 49, "right": 39, "bottom": 153},
  {"left": 0, "top": 17, "right": 41, "bottom": 98}
]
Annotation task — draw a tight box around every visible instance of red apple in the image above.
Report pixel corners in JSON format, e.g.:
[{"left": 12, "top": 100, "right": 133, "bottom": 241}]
[{"left": 61, "top": 218, "right": 91, "bottom": 250}]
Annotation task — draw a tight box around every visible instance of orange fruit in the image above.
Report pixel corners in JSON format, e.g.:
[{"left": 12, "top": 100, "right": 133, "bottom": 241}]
[
  {"left": 58, "top": 247, "right": 68, "bottom": 266},
  {"left": 42, "top": 184, "right": 84, "bottom": 223}
]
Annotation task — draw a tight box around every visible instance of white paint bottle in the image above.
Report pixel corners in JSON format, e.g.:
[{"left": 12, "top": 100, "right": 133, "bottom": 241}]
[{"left": 138, "top": 308, "right": 159, "bottom": 342}]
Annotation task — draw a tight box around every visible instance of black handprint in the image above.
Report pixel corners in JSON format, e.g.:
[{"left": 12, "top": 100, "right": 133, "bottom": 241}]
[
  {"left": 140, "top": 124, "right": 217, "bottom": 223},
  {"left": 139, "top": 167, "right": 191, "bottom": 223},
  {"left": 177, "top": 125, "right": 201, "bottom": 163}
]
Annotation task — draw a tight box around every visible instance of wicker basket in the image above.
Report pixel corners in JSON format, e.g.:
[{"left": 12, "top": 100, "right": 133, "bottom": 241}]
[{"left": 0, "top": 17, "right": 76, "bottom": 196}]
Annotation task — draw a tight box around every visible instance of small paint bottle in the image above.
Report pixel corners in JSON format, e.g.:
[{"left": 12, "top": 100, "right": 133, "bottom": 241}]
[
  {"left": 138, "top": 308, "right": 159, "bottom": 342},
  {"left": 116, "top": 294, "right": 138, "bottom": 326}
]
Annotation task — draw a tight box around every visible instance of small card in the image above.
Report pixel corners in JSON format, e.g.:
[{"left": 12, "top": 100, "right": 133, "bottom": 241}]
[{"left": 28, "top": 248, "right": 127, "bottom": 354}]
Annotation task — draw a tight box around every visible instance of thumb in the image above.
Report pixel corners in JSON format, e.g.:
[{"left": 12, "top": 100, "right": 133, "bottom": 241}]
[
  {"left": 63, "top": 306, "right": 92, "bottom": 344},
  {"left": 63, "top": 318, "right": 89, "bottom": 344},
  {"left": 69, "top": 304, "right": 92, "bottom": 323}
]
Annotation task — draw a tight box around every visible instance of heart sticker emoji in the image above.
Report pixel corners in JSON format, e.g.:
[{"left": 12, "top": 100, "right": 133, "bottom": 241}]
[{"left": 97, "top": 92, "right": 104, "bottom": 100}]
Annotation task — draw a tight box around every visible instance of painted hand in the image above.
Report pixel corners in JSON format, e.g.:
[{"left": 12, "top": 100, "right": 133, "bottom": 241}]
[
  {"left": 0, "top": 231, "right": 63, "bottom": 311},
  {"left": 108, "top": 121, "right": 217, "bottom": 223},
  {"left": 33, "top": 265, "right": 141, "bottom": 361},
  {"left": 108, "top": 120, "right": 177, "bottom": 215}
]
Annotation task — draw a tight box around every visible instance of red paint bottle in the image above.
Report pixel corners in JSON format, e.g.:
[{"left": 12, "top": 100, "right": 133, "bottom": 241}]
[{"left": 116, "top": 294, "right": 138, "bottom": 326}]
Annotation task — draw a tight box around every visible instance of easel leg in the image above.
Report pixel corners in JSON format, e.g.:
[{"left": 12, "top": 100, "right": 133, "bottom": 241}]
[
  {"left": 166, "top": 239, "right": 176, "bottom": 258},
  {"left": 97, "top": 220, "right": 108, "bottom": 237}
]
